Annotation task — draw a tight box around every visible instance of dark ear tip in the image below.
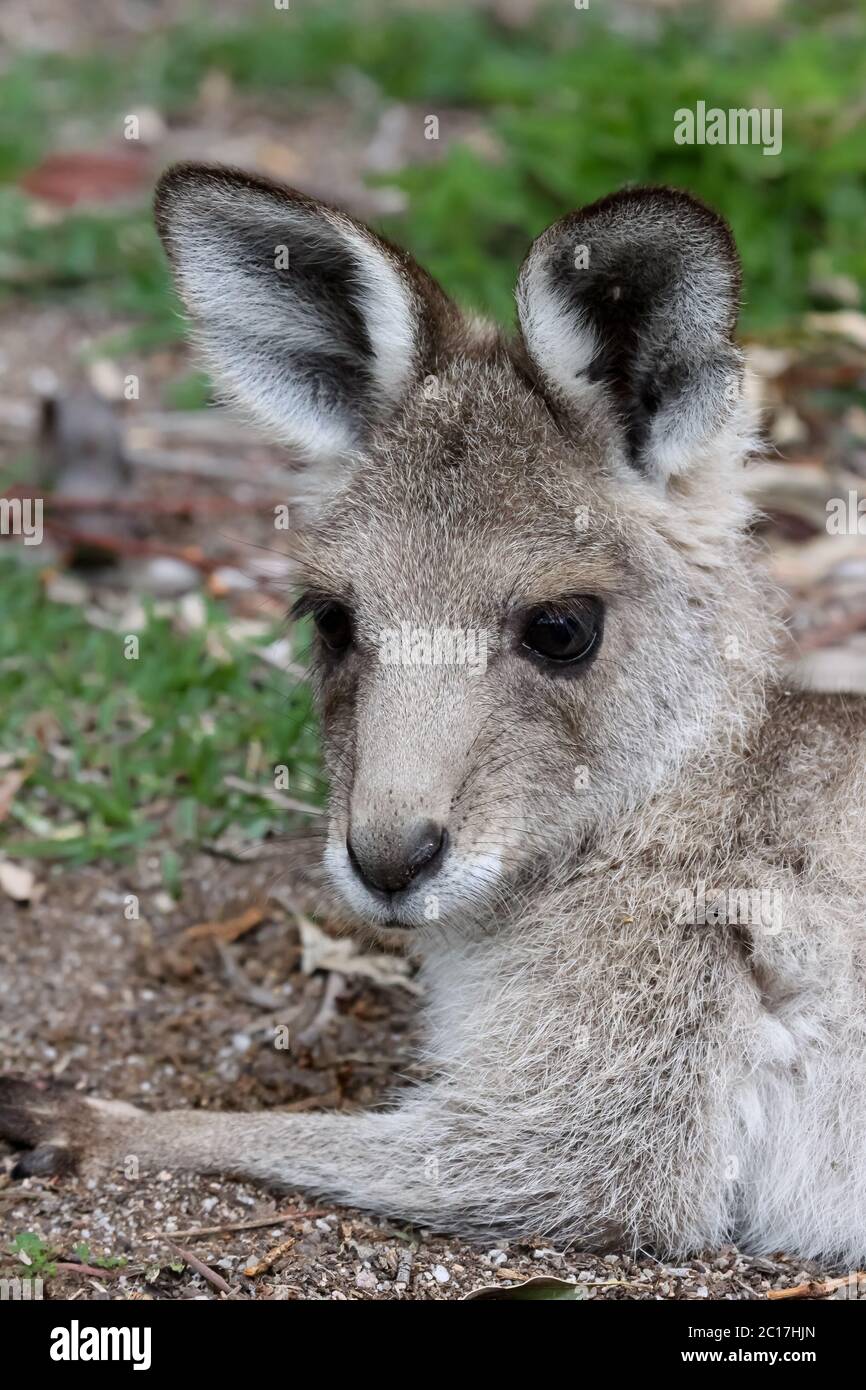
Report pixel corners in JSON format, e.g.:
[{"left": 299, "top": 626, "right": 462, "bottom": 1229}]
[
  {"left": 575, "top": 183, "right": 738, "bottom": 261},
  {"left": 153, "top": 161, "right": 235, "bottom": 237},
  {"left": 152, "top": 161, "right": 327, "bottom": 249},
  {"left": 153, "top": 159, "right": 207, "bottom": 202},
  {"left": 519, "top": 182, "right": 741, "bottom": 319},
  {"left": 153, "top": 161, "right": 204, "bottom": 240},
  {"left": 587, "top": 183, "right": 725, "bottom": 216}
]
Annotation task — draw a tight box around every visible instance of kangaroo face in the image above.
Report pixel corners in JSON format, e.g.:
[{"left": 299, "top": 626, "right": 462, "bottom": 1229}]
[
  {"left": 156, "top": 167, "right": 757, "bottom": 938},
  {"left": 295, "top": 367, "right": 624, "bottom": 933}
]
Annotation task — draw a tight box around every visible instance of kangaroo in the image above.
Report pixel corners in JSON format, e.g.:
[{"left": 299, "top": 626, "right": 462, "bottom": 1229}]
[{"left": 2, "top": 166, "right": 865, "bottom": 1263}]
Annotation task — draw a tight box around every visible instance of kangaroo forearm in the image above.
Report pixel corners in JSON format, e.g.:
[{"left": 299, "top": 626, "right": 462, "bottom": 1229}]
[
  {"left": 124, "top": 1108, "right": 401, "bottom": 1191},
  {"left": 118, "top": 1103, "right": 550, "bottom": 1232}
]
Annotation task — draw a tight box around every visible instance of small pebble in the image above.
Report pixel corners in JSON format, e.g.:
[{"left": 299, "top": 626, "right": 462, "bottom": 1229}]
[
  {"left": 211, "top": 566, "right": 256, "bottom": 594},
  {"left": 139, "top": 556, "right": 200, "bottom": 598}
]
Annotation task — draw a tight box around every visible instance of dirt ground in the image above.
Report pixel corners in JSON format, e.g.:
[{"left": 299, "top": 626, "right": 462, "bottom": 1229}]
[{"left": 0, "top": 854, "right": 850, "bottom": 1301}]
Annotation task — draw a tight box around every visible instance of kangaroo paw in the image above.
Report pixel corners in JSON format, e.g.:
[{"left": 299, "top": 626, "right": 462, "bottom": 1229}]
[{"left": 0, "top": 1074, "right": 142, "bottom": 1179}]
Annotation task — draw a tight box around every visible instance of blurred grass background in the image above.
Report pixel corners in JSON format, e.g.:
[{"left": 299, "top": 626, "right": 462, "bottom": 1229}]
[{"left": 1, "top": 0, "right": 864, "bottom": 340}]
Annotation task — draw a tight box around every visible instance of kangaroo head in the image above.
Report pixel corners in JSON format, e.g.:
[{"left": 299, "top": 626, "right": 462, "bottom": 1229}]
[{"left": 156, "top": 166, "right": 763, "bottom": 940}]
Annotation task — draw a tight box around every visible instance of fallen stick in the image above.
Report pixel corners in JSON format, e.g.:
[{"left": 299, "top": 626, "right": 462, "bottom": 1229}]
[
  {"left": 2, "top": 488, "right": 287, "bottom": 518},
  {"left": 767, "top": 1271, "right": 864, "bottom": 1300},
  {"left": 278, "top": 1089, "right": 344, "bottom": 1114},
  {"left": 223, "top": 775, "right": 322, "bottom": 816},
  {"left": 145, "top": 1209, "right": 327, "bottom": 1241},
  {"left": 128, "top": 448, "right": 290, "bottom": 489},
  {"left": 133, "top": 409, "right": 254, "bottom": 440},
  {"left": 53, "top": 1261, "right": 125, "bottom": 1280},
  {"left": 296, "top": 972, "right": 346, "bottom": 1047},
  {"left": 216, "top": 939, "right": 286, "bottom": 1010},
  {"left": 166, "top": 1242, "right": 231, "bottom": 1295},
  {"left": 182, "top": 904, "right": 266, "bottom": 944},
  {"left": 1, "top": 520, "right": 219, "bottom": 571},
  {"left": 243, "top": 1235, "right": 296, "bottom": 1278},
  {"left": 0, "top": 523, "right": 296, "bottom": 599},
  {"left": 395, "top": 1247, "right": 415, "bottom": 1287}
]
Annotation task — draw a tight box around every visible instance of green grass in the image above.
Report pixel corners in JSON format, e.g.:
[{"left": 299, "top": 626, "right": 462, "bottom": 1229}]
[
  {"left": 0, "top": 1, "right": 863, "bottom": 343},
  {"left": 0, "top": 560, "right": 320, "bottom": 867},
  {"left": 6, "top": 1231, "right": 57, "bottom": 1277},
  {"left": 385, "top": 11, "right": 866, "bottom": 329}
]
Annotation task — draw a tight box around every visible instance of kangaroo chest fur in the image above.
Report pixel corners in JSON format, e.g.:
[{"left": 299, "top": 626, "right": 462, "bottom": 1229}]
[{"left": 418, "top": 834, "right": 862, "bottom": 1256}]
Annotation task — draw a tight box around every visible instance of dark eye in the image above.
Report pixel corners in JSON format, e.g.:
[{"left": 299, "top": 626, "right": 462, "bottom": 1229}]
[
  {"left": 314, "top": 601, "right": 353, "bottom": 654},
  {"left": 520, "top": 599, "right": 602, "bottom": 666}
]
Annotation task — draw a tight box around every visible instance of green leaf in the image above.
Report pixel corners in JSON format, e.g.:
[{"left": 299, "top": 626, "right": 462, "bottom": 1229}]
[{"left": 464, "top": 1276, "right": 591, "bottom": 1300}]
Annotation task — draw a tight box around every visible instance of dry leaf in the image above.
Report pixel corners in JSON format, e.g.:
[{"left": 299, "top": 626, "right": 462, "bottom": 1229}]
[
  {"left": 0, "top": 861, "right": 37, "bottom": 902},
  {"left": 297, "top": 918, "right": 419, "bottom": 993},
  {"left": 463, "top": 1275, "right": 590, "bottom": 1300}
]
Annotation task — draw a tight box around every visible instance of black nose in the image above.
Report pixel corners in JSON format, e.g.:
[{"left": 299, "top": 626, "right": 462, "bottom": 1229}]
[{"left": 346, "top": 820, "right": 447, "bottom": 896}]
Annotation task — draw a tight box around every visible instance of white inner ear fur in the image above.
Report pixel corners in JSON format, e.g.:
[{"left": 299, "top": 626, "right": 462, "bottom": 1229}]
[
  {"left": 162, "top": 187, "right": 421, "bottom": 465},
  {"left": 516, "top": 254, "right": 601, "bottom": 410},
  {"left": 644, "top": 351, "right": 747, "bottom": 482},
  {"left": 335, "top": 218, "right": 419, "bottom": 410}
]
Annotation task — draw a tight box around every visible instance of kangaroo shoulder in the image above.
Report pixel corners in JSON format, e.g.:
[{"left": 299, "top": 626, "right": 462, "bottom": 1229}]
[{"left": 754, "top": 685, "right": 866, "bottom": 834}]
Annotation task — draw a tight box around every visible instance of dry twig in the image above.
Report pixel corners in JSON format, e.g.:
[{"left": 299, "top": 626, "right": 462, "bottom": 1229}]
[
  {"left": 243, "top": 1236, "right": 296, "bottom": 1278},
  {"left": 767, "top": 1271, "right": 865, "bottom": 1300},
  {"left": 145, "top": 1209, "right": 327, "bottom": 1241},
  {"left": 166, "top": 1242, "right": 232, "bottom": 1295},
  {"left": 53, "top": 1261, "right": 125, "bottom": 1280},
  {"left": 223, "top": 775, "right": 322, "bottom": 816},
  {"left": 182, "top": 904, "right": 266, "bottom": 944}
]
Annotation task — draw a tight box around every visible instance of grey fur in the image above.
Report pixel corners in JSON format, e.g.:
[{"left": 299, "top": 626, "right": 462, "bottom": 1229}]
[{"left": 2, "top": 171, "right": 864, "bottom": 1262}]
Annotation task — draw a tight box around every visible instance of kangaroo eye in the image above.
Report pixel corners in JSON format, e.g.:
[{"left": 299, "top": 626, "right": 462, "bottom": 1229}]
[
  {"left": 314, "top": 601, "right": 353, "bottom": 654},
  {"left": 520, "top": 600, "right": 602, "bottom": 666}
]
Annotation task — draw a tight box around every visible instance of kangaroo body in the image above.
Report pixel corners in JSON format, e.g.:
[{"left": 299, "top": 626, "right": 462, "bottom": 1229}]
[{"left": 2, "top": 169, "right": 864, "bottom": 1262}]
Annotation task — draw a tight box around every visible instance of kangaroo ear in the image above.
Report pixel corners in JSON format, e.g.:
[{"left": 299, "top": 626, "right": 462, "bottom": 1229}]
[
  {"left": 154, "top": 163, "right": 456, "bottom": 469},
  {"left": 515, "top": 187, "right": 745, "bottom": 481}
]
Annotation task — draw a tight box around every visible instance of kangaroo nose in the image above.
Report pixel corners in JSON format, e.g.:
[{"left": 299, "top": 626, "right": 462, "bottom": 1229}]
[{"left": 346, "top": 820, "right": 447, "bottom": 896}]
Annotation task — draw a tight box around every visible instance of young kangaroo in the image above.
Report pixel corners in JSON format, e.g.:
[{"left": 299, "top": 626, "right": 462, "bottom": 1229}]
[{"left": 2, "top": 167, "right": 865, "bottom": 1263}]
